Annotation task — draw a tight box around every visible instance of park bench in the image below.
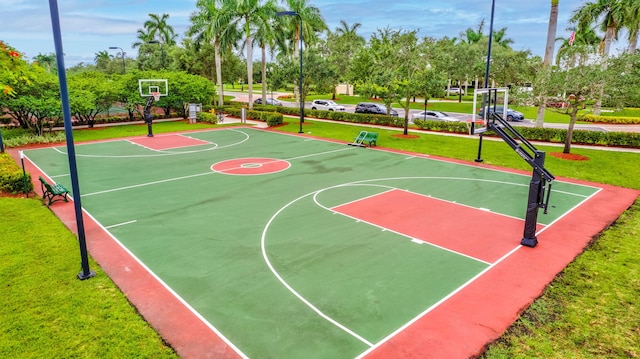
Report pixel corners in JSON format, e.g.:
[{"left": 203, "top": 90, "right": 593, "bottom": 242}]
[
  {"left": 348, "top": 131, "right": 378, "bottom": 147},
  {"left": 39, "top": 176, "right": 70, "bottom": 206}
]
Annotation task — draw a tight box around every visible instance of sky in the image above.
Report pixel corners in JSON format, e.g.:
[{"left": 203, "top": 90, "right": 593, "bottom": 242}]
[{"left": 0, "top": 0, "right": 626, "bottom": 68}]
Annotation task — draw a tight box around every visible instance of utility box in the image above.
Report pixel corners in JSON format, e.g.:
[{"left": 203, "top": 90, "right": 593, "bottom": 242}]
[{"left": 188, "top": 103, "right": 201, "bottom": 124}]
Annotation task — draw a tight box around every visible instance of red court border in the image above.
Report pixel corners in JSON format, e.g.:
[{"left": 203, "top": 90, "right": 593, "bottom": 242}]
[{"left": 9, "top": 129, "right": 640, "bottom": 358}]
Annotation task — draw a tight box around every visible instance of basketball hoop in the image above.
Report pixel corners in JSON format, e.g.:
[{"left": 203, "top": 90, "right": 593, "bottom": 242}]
[{"left": 151, "top": 92, "right": 161, "bottom": 102}]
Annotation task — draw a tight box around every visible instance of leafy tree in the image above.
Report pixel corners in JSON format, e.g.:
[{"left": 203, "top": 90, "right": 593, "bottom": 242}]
[
  {"left": 548, "top": 45, "right": 605, "bottom": 153},
  {"left": 68, "top": 72, "right": 119, "bottom": 127},
  {"left": 326, "top": 20, "right": 366, "bottom": 99},
  {"left": 0, "top": 41, "right": 33, "bottom": 98},
  {"left": 2, "top": 67, "right": 60, "bottom": 135}
]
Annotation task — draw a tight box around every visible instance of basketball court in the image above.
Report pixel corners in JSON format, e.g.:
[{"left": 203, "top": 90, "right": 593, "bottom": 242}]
[{"left": 18, "top": 126, "right": 639, "bottom": 358}]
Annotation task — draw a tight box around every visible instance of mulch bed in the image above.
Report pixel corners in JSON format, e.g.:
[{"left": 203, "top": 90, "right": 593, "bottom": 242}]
[{"left": 549, "top": 152, "right": 590, "bottom": 161}]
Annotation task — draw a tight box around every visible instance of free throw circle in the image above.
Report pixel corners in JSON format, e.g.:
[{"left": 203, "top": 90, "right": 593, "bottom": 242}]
[{"left": 212, "top": 157, "right": 291, "bottom": 175}]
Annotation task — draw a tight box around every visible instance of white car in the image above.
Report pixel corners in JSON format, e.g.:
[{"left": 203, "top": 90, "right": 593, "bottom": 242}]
[
  {"left": 411, "top": 110, "right": 460, "bottom": 122},
  {"left": 447, "top": 87, "right": 465, "bottom": 95},
  {"left": 311, "top": 99, "right": 346, "bottom": 111}
]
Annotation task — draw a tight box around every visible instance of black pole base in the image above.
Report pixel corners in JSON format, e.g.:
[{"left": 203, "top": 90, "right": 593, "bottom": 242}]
[
  {"left": 474, "top": 158, "right": 484, "bottom": 163},
  {"left": 77, "top": 270, "right": 96, "bottom": 280},
  {"left": 520, "top": 237, "right": 538, "bottom": 248}
]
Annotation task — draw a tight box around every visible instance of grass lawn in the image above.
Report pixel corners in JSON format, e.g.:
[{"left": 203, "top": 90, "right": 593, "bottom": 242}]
[
  {"left": 2, "top": 119, "right": 638, "bottom": 357},
  {"left": 0, "top": 197, "right": 178, "bottom": 358}
]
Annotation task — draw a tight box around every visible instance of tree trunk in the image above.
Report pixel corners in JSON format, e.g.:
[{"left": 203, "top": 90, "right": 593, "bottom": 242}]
[
  {"left": 403, "top": 96, "right": 410, "bottom": 135},
  {"left": 563, "top": 108, "right": 579, "bottom": 154},
  {"left": 246, "top": 35, "right": 254, "bottom": 110},
  {"left": 261, "top": 46, "right": 267, "bottom": 104},
  {"left": 536, "top": 0, "right": 558, "bottom": 128},
  {"left": 214, "top": 41, "right": 224, "bottom": 108},
  {"left": 629, "top": 29, "right": 639, "bottom": 54}
]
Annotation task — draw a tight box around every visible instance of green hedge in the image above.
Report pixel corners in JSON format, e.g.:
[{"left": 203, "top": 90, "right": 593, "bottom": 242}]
[
  {"left": 0, "top": 153, "right": 33, "bottom": 194},
  {"left": 580, "top": 114, "right": 640, "bottom": 124},
  {"left": 413, "top": 115, "right": 639, "bottom": 148}
]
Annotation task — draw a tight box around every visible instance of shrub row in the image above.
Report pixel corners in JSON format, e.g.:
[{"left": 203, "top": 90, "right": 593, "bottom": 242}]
[
  {"left": 203, "top": 103, "right": 284, "bottom": 127},
  {"left": 2, "top": 131, "right": 67, "bottom": 148},
  {"left": 0, "top": 153, "right": 33, "bottom": 194},
  {"left": 580, "top": 114, "right": 640, "bottom": 124}
]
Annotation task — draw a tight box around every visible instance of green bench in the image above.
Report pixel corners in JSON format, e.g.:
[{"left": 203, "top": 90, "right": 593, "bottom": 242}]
[
  {"left": 349, "top": 131, "right": 378, "bottom": 147},
  {"left": 39, "top": 176, "right": 70, "bottom": 206}
]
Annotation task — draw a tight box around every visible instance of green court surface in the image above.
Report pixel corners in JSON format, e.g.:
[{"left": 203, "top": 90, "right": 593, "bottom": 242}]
[{"left": 24, "top": 128, "right": 600, "bottom": 358}]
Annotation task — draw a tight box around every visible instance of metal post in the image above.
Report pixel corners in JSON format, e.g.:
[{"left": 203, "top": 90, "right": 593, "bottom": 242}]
[
  {"left": 49, "top": 0, "right": 95, "bottom": 280},
  {"left": 0, "top": 128, "right": 4, "bottom": 153},
  {"left": 109, "top": 46, "right": 125, "bottom": 74},
  {"left": 298, "top": 14, "right": 304, "bottom": 133},
  {"left": 20, "top": 151, "right": 28, "bottom": 198}
]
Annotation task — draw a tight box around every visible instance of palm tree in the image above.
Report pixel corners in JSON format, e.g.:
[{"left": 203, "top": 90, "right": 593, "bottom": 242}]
[
  {"left": 281, "top": 0, "right": 327, "bottom": 107},
  {"left": 144, "top": 13, "right": 178, "bottom": 45},
  {"left": 571, "top": 0, "right": 629, "bottom": 114},
  {"left": 461, "top": 20, "right": 485, "bottom": 44},
  {"left": 94, "top": 50, "right": 111, "bottom": 70},
  {"left": 556, "top": 25, "right": 600, "bottom": 67},
  {"left": 623, "top": 0, "right": 640, "bottom": 53},
  {"left": 188, "top": 0, "right": 240, "bottom": 107},
  {"left": 492, "top": 27, "right": 514, "bottom": 48},
  {"left": 132, "top": 29, "right": 154, "bottom": 49},
  {"left": 252, "top": 3, "right": 283, "bottom": 104},
  {"left": 535, "top": 0, "right": 559, "bottom": 128},
  {"left": 222, "top": 0, "right": 278, "bottom": 109},
  {"left": 33, "top": 53, "right": 56, "bottom": 73}
]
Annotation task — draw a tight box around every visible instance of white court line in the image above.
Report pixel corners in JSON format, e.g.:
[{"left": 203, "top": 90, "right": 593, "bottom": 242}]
[
  {"left": 355, "top": 245, "right": 522, "bottom": 359},
  {"left": 104, "top": 220, "right": 137, "bottom": 229},
  {"left": 261, "top": 190, "right": 375, "bottom": 347},
  {"left": 83, "top": 172, "right": 214, "bottom": 197}
]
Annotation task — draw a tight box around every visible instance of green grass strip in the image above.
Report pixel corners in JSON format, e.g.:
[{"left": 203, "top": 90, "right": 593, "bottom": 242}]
[{"left": 0, "top": 197, "right": 177, "bottom": 358}]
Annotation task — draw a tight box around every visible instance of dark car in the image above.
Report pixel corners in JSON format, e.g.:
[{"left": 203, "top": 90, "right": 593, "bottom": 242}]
[
  {"left": 355, "top": 102, "right": 398, "bottom": 116},
  {"left": 478, "top": 105, "right": 524, "bottom": 122}
]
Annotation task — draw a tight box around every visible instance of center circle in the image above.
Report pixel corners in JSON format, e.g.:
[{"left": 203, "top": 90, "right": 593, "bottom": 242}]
[
  {"left": 241, "top": 163, "right": 263, "bottom": 168},
  {"left": 211, "top": 157, "right": 291, "bottom": 175}
]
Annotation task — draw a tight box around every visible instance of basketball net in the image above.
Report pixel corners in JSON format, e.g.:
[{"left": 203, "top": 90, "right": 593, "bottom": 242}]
[{"left": 151, "top": 92, "right": 161, "bottom": 102}]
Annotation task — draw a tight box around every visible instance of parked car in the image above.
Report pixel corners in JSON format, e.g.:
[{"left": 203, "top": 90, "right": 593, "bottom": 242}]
[
  {"left": 411, "top": 110, "right": 459, "bottom": 122},
  {"left": 354, "top": 102, "right": 398, "bottom": 116},
  {"left": 254, "top": 98, "right": 283, "bottom": 106},
  {"left": 311, "top": 99, "right": 345, "bottom": 111},
  {"left": 447, "top": 87, "right": 465, "bottom": 95},
  {"left": 478, "top": 105, "right": 524, "bottom": 121}
]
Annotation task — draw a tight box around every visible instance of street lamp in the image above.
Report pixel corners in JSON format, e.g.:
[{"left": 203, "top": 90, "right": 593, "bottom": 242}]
[
  {"left": 277, "top": 10, "right": 304, "bottom": 134},
  {"left": 108, "top": 46, "right": 125, "bottom": 74},
  {"left": 146, "top": 40, "right": 165, "bottom": 69}
]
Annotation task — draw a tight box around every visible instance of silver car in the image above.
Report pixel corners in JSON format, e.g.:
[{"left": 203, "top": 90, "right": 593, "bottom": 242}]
[
  {"left": 311, "top": 99, "right": 345, "bottom": 111},
  {"left": 411, "top": 110, "right": 459, "bottom": 122}
]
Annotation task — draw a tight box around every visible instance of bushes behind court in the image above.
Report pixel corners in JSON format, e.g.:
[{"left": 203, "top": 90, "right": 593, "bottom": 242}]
[{"left": 0, "top": 153, "right": 33, "bottom": 194}]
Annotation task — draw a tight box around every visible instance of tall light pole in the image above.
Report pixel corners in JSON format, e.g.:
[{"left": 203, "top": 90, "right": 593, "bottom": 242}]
[
  {"left": 277, "top": 10, "right": 304, "bottom": 134},
  {"left": 147, "top": 40, "right": 165, "bottom": 69},
  {"left": 108, "top": 46, "right": 125, "bottom": 74}
]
